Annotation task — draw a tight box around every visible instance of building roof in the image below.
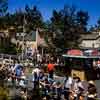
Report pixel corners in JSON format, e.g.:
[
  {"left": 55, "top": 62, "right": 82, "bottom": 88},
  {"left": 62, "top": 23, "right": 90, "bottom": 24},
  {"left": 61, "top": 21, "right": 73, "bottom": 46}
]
[
  {"left": 25, "top": 31, "right": 36, "bottom": 41},
  {"left": 16, "top": 31, "right": 36, "bottom": 41},
  {"left": 16, "top": 30, "right": 48, "bottom": 47},
  {"left": 81, "top": 32, "right": 100, "bottom": 40}
]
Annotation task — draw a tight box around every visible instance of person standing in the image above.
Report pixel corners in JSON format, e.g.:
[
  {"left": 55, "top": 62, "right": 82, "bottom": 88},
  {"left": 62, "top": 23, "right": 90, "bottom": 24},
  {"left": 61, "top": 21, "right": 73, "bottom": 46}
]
[
  {"left": 32, "top": 66, "right": 41, "bottom": 89},
  {"left": 72, "top": 77, "right": 85, "bottom": 100},
  {"left": 63, "top": 73, "right": 73, "bottom": 100},
  {"left": 52, "top": 81, "right": 62, "bottom": 100},
  {"left": 87, "top": 81, "right": 97, "bottom": 100},
  {"left": 47, "top": 61, "right": 55, "bottom": 79}
]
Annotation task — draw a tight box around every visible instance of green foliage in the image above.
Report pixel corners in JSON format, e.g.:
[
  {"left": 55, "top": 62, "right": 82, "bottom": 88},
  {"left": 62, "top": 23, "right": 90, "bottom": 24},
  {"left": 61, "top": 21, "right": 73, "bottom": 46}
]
[
  {"left": 0, "top": 37, "right": 17, "bottom": 54},
  {"left": 0, "top": 0, "right": 8, "bottom": 16},
  {"left": 16, "top": 47, "right": 22, "bottom": 54},
  {"left": 0, "top": 0, "right": 8, "bottom": 29},
  {"left": 47, "top": 5, "right": 89, "bottom": 49},
  {"left": 25, "top": 5, "right": 44, "bottom": 30},
  {"left": 0, "top": 5, "right": 44, "bottom": 31},
  {"left": 0, "top": 87, "right": 8, "bottom": 100},
  {"left": 0, "top": 4, "right": 90, "bottom": 53}
]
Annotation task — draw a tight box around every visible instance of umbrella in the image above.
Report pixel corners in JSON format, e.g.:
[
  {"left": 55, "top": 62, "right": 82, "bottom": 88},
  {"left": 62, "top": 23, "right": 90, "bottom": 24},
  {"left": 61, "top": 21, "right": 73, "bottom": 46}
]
[
  {"left": 84, "top": 49, "right": 98, "bottom": 56},
  {"left": 92, "top": 49, "right": 98, "bottom": 56},
  {"left": 84, "top": 50, "right": 93, "bottom": 53},
  {"left": 67, "top": 49, "right": 83, "bottom": 56}
]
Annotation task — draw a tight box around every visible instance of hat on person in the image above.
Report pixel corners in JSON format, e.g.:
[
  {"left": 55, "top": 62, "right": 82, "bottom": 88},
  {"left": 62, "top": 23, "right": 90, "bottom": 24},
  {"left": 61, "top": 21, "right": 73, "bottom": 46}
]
[
  {"left": 21, "top": 75, "right": 26, "bottom": 79},
  {"left": 88, "top": 80, "right": 95, "bottom": 85}
]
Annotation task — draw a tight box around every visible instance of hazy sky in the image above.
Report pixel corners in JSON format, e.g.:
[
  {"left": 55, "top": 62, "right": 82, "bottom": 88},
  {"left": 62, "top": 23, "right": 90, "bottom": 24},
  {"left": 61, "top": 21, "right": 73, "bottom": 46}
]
[{"left": 8, "top": 0, "right": 100, "bottom": 26}]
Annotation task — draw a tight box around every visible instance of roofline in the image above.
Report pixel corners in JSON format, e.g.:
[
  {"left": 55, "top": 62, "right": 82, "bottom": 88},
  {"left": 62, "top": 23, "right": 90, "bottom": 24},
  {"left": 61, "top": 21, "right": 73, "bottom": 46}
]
[{"left": 81, "top": 35, "right": 100, "bottom": 41}]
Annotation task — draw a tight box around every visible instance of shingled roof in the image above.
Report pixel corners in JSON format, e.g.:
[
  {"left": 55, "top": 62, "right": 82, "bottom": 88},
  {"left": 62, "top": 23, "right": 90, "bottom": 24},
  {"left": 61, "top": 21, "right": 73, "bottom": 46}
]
[
  {"left": 25, "top": 31, "right": 36, "bottom": 41},
  {"left": 16, "top": 31, "right": 36, "bottom": 41},
  {"left": 16, "top": 30, "right": 48, "bottom": 47},
  {"left": 81, "top": 32, "right": 100, "bottom": 40}
]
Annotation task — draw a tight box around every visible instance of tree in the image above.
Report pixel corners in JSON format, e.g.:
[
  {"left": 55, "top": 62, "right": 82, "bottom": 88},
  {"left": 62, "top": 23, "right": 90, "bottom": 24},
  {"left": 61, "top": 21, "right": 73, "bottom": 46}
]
[
  {"left": 0, "top": 0, "right": 8, "bottom": 29},
  {"left": 47, "top": 5, "right": 89, "bottom": 49},
  {"left": 0, "top": 0, "right": 8, "bottom": 16},
  {"left": 6, "top": 5, "right": 44, "bottom": 32},
  {"left": 0, "top": 37, "right": 17, "bottom": 54},
  {"left": 76, "top": 10, "right": 89, "bottom": 32},
  {"left": 25, "top": 5, "right": 44, "bottom": 31},
  {"left": 95, "top": 18, "right": 100, "bottom": 30}
]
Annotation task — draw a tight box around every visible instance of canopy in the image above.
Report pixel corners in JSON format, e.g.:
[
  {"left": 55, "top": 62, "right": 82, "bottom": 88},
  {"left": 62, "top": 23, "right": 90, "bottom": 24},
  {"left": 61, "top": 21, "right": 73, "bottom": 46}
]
[
  {"left": 63, "top": 49, "right": 100, "bottom": 59},
  {"left": 67, "top": 49, "right": 83, "bottom": 56},
  {"left": 63, "top": 54, "right": 86, "bottom": 58},
  {"left": 92, "top": 50, "right": 98, "bottom": 56},
  {"left": 62, "top": 54, "right": 100, "bottom": 59},
  {"left": 84, "top": 49, "right": 99, "bottom": 56},
  {"left": 84, "top": 50, "right": 93, "bottom": 53}
]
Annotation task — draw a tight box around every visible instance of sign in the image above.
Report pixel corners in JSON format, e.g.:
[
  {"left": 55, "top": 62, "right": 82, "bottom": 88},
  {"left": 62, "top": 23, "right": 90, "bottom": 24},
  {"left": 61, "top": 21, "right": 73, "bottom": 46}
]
[{"left": 16, "top": 33, "right": 26, "bottom": 37}]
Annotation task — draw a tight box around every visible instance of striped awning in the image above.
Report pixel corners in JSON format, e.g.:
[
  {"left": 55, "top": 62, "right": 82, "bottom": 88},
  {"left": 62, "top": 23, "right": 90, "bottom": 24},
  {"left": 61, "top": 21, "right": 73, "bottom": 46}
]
[
  {"left": 67, "top": 49, "right": 83, "bottom": 56},
  {"left": 62, "top": 54, "right": 100, "bottom": 59}
]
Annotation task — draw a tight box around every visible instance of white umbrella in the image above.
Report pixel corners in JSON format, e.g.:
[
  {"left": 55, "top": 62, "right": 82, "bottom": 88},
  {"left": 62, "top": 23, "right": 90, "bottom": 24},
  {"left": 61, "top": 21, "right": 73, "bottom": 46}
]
[{"left": 84, "top": 50, "right": 93, "bottom": 53}]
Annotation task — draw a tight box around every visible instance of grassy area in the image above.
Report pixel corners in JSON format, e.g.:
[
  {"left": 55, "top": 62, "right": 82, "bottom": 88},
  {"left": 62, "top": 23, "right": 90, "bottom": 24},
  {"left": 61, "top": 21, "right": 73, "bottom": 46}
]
[
  {"left": 28, "top": 67, "right": 33, "bottom": 74},
  {"left": 0, "top": 87, "right": 9, "bottom": 100}
]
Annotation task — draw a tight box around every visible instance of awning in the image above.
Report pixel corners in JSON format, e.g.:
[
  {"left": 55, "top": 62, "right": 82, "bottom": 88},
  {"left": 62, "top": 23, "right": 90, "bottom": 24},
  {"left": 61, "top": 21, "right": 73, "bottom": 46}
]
[
  {"left": 63, "top": 54, "right": 86, "bottom": 58},
  {"left": 67, "top": 49, "right": 83, "bottom": 56},
  {"left": 62, "top": 54, "right": 100, "bottom": 59},
  {"left": 84, "top": 49, "right": 99, "bottom": 56},
  {"left": 92, "top": 50, "right": 98, "bottom": 56}
]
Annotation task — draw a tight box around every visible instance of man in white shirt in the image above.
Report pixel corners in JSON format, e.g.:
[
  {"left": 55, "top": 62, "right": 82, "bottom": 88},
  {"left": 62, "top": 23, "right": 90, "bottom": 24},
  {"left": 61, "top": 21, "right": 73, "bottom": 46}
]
[
  {"left": 64, "top": 77, "right": 73, "bottom": 89},
  {"left": 32, "top": 66, "right": 41, "bottom": 89},
  {"left": 63, "top": 74, "right": 73, "bottom": 100},
  {"left": 32, "top": 66, "right": 41, "bottom": 77}
]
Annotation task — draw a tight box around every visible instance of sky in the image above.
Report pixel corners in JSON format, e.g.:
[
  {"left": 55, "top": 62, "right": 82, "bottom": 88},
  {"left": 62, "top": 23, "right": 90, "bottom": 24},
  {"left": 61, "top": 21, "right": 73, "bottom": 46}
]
[{"left": 8, "top": 0, "right": 100, "bottom": 26}]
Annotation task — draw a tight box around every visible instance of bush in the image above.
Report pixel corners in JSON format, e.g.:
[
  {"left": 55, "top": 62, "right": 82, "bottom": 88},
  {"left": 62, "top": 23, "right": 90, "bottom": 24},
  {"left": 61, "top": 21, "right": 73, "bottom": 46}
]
[{"left": 0, "top": 87, "right": 9, "bottom": 100}]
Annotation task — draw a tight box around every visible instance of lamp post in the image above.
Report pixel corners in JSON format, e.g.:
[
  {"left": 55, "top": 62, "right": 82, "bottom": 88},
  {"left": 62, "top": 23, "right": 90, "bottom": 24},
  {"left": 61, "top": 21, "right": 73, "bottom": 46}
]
[
  {"left": 16, "top": 14, "right": 27, "bottom": 62},
  {"left": 21, "top": 15, "right": 26, "bottom": 62},
  {"left": 21, "top": 32, "right": 26, "bottom": 62}
]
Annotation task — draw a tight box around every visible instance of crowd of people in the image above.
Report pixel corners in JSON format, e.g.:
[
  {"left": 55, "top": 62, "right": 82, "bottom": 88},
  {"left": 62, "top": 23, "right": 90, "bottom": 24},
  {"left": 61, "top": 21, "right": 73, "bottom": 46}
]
[
  {"left": 0, "top": 60, "right": 96, "bottom": 100},
  {"left": 0, "top": 51, "right": 98, "bottom": 100}
]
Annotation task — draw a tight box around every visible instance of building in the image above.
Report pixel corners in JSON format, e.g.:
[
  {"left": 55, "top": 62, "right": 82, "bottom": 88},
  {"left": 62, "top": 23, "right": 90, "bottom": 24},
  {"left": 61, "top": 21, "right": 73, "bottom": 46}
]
[
  {"left": 80, "top": 31, "right": 100, "bottom": 49},
  {"left": 15, "top": 29, "right": 48, "bottom": 56}
]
